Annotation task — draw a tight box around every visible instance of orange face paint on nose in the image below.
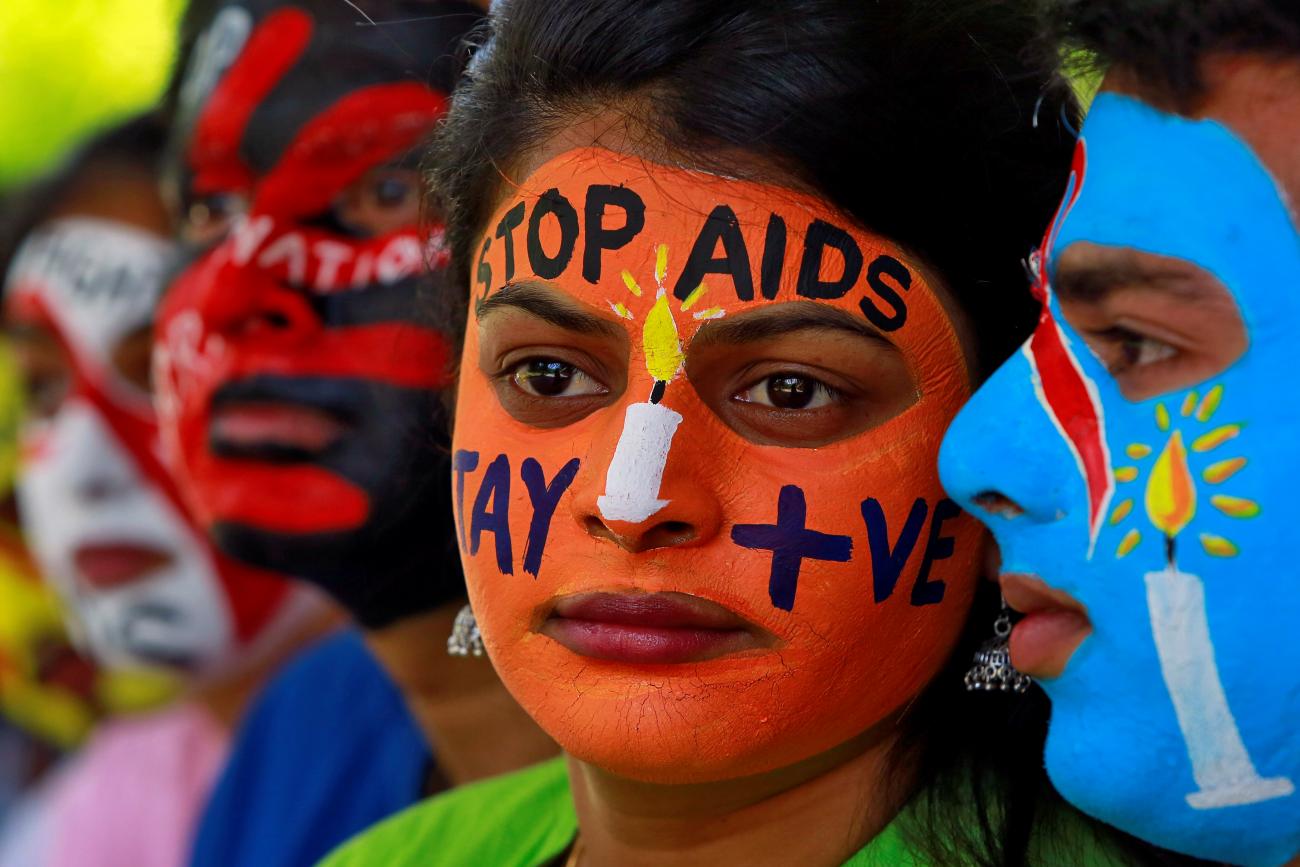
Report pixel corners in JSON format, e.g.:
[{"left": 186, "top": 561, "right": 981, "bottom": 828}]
[{"left": 452, "top": 148, "right": 980, "bottom": 783}]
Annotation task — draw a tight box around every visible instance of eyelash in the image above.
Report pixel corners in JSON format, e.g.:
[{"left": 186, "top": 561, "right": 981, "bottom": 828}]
[
  {"left": 501, "top": 358, "right": 608, "bottom": 398},
  {"left": 732, "top": 372, "right": 841, "bottom": 411},
  {"left": 1089, "top": 326, "right": 1178, "bottom": 375},
  {"left": 500, "top": 356, "right": 842, "bottom": 413}
]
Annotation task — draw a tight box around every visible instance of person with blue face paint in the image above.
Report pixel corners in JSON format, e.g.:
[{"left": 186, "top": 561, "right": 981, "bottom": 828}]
[{"left": 941, "top": 2, "right": 1300, "bottom": 865}]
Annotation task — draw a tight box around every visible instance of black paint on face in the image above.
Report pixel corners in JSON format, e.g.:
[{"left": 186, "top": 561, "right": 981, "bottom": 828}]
[{"left": 209, "top": 374, "right": 461, "bottom": 627}]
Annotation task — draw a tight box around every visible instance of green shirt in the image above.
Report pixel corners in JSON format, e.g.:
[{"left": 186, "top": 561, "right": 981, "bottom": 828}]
[{"left": 319, "top": 758, "right": 1127, "bottom": 867}]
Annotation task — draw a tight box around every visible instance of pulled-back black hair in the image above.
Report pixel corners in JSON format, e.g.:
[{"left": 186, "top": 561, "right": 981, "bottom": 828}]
[
  {"left": 425, "top": 2, "right": 1215, "bottom": 865},
  {"left": 1052, "top": 0, "right": 1300, "bottom": 106},
  {"left": 426, "top": 0, "right": 1079, "bottom": 375}
]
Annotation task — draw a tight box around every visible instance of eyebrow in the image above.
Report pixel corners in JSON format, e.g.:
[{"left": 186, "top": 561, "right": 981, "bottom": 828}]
[
  {"left": 691, "top": 301, "right": 894, "bottom": 348},
  {"left": 474, "top": 281, "right": 625, "bottom": 339},
  {"left": 1055, "top": 248, "right": 1216, "bottom": 303}
]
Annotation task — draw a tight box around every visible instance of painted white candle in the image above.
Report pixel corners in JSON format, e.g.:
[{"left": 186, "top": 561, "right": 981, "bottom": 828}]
[
  {"left": 597, "top": 401, "right": 684, "bottom": 524},
  {"left": 1145, "top": 564, "right": 1295, "bottom": 809}
]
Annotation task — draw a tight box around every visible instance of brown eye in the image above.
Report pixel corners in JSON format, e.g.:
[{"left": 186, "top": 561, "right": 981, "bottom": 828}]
[
  {"left": 334, "top": 168, "right": 421, "bottom": 237},
  {"left": 182, "top": 192, "right": 249, "bottom": 247},
  {"left": 735, "top": 374, "right": 837, "bottom": 411},
  {"left": 9, "top": 331, "right": 73, "bottom": 419},
  {"left": 1054, "top": 242, "right": 1248, "bottom": 403},
  {"left": 1089, "top": 326, "right": 1178, "bottom": 377},
  {"left": 511, "top": 359, "right": 605, "bottom": 398}
]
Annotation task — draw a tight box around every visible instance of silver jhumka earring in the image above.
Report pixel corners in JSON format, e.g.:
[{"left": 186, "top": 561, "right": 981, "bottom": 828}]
[
  {"left": 964, "top": 597, "right": 1032, "bottom": 693},
  {"left": 446, "top": 604, "right": 485, "bottom": 657}
]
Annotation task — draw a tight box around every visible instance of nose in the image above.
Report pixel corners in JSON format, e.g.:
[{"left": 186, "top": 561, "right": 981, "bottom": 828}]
[
  {"left": 940, "top": 352, "right": 1081, "bottom": 530},
  {"left": 58, "top": 403, "right": 142, "bottom": 506},
  {"left": 173, "top": 244, "right": 321, "bottom": 343},
  {"left": 78, "top": 474, "right": 134, "bottom": 503},
  {"left": 568, "top": 407, "right": 723, "bottom": 555}
]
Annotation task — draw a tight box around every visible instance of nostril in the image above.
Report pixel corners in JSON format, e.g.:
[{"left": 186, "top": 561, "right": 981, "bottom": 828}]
[
  {"left": 80, "top": 478, "right": 125, "bottom": 502},
  {"left": 655, "top": 521, "right": 695, "bottom": 544},
  {"left": 582, "top": 516, "right": 615, "bottom": 542},
  {"left": 261, "top": 311, "right": 292, "bottom": 329},
  {"left": 973, "top": 491, "right": 1025, "bottom": 520}
]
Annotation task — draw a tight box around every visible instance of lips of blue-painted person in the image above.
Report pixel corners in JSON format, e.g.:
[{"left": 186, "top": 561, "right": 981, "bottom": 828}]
[{"left": 998, "top": 572, "right": 1091, "bottom": 680}]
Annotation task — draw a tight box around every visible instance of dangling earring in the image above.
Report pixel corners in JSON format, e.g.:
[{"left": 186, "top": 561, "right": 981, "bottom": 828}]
[
  {"left": 964, "top": 597, "right": 1031, "bottom": 693},
  {"left": 447, "top": 604, "right": 485, "bottom": 657}
]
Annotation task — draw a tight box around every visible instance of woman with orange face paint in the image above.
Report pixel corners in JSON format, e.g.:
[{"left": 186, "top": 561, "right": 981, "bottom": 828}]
[{"left": 323, "top": 2, "right": 1208, "bottom": 866}]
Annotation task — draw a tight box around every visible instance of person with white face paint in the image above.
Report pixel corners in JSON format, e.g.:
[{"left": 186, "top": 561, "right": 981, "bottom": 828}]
[
  {"left": 0, "top": 115, "right": 333, "bottom": 867},
  {"left": 12, "top": 219, "right": 241, "bottom": 671}
]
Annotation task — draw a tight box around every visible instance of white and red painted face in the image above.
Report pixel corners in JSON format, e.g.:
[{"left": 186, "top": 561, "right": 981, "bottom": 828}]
[{"left": 7, "top": 217, "right": 300, "bottom": 673}]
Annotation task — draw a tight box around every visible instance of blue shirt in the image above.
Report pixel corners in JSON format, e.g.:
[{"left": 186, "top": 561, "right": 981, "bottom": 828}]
[{"left": 189, "top": 630, "right": 430, "bottom": 867}]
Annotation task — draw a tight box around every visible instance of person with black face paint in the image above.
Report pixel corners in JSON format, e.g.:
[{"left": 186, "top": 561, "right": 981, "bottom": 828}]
[{"left": 159, "top": 3, "right": 556, "bottom": 865}]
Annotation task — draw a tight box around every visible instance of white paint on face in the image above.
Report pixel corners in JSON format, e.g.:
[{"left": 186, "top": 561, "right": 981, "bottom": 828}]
[
  {"left": 597, "top": 401, "right": 682, "bottom": 524},
  {"left": 1145, "top": 564, "right": 1295, "bottom": 809},
  {"left": 8, "top": 218, "right": 171, "bottom": 368},
  {"left": 17, "top": 401, "right": 234, "bottom": 671},
  {"left": 8, "top": 218, "right": 241, "bottom": 673}
]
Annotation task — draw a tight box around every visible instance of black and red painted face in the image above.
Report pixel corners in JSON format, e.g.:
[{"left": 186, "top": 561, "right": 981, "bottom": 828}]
[{"left": 156, "top": 0, "right": 483, "bottom": 628}]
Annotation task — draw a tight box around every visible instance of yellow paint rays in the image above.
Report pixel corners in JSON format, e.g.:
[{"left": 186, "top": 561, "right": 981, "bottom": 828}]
[
  {"left": 1108, "top": 384, "right": 1254, "bottom": 561},
  {"left": 1203, "top": 458, "right": 1247, "bottom": 485}
]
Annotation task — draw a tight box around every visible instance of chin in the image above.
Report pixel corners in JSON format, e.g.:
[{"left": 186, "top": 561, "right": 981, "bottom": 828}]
[
  {"left": 1044, "top": 689, "right": 1300, "bottom": 867},
  {"left": 491, "top": 635, "right": 905, "bottom": 786}
]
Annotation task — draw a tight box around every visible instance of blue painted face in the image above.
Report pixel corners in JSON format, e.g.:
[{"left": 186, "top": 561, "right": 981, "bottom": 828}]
[{"left": 940, "top": 92, "right": 1300, "bottom": 866}]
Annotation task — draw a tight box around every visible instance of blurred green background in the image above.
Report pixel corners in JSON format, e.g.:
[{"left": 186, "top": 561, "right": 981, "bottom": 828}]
[{"left": 0, "top": 0, "right": 184, "bottom": 191}]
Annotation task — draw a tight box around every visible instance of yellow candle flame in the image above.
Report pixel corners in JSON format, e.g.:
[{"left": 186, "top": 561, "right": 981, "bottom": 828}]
[
  {"left": 1145, "top": 430, "right": 1197, "bottom": 538},
  {"left": 643, "top": 292, "right": 684, "bottom": 383}
]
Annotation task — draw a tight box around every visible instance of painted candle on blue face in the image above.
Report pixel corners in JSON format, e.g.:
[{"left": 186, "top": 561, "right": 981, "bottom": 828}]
[{"left": 941, "top": 92, "right": 1300, "bottom": 866}]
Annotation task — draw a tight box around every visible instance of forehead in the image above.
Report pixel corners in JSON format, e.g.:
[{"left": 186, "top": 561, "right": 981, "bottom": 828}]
[
  {"left": 473, "top": 148, "right": 974, "bottom": 391},
  {"left": 177, "top": 1, "right": 471, "bottom": 209},
  {"left": 4, "top": 219, "right": 171, "bottom": 354},
  {"left": 477, "top": 147, "right": 928, "bottom": 315},
  {"left": 1107, "top": 55, "right": 1300, "bottom": 208}
]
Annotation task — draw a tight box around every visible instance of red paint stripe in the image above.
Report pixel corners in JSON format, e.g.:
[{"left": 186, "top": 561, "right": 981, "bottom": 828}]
[
  {"left": 254, "top": 82, "right": 447, "bottom": 218},
  {"left": 188, "top": 8, "right": 314, "bottom": 197},
  {"left": 1025, "top": 140, "right": 1114, "bottom": 544}
]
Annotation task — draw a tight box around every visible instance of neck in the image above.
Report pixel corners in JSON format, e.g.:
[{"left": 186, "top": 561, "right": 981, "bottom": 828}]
[
  {"left": 569, "top": 717, "right": 911, "bottom": 867},
  {"left": 364, "top": 603, "right": 558, "bottom": 785},
  {"left": 191, "top": 603, "right": 341, "bottom": 730}
]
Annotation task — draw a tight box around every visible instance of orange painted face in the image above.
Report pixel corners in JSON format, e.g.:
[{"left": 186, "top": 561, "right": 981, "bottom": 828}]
[{"left": 453, "top": 148, "right": 980, "bottom": 783}]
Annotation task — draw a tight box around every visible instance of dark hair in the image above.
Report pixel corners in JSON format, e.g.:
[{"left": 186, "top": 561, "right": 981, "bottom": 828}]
[
  {"left": 1052, "top": 0, "right": 1300, "bottom": 107},
  {"left": 0, "top": 114, "right": 167, "bottom": 285},
  {"left": 424, "top": 2, "right": 1210, "bottom": 864},
  {"left": 426, "top": 0, "right": 1080, "bottom": 375}
]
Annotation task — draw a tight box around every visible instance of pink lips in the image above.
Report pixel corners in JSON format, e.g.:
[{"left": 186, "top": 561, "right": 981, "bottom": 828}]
[
  {"left": 1000, "top": 573, "right": 1092, "bottom": 680},
  {"left": 210, "top": 403, "right": 347, "bottom": 454},
  {"left": 74, "top": 544, "right": 172, "bottom": 590},
  {"left": 541, "top": 591, "right": 766, "bottom": 665}
]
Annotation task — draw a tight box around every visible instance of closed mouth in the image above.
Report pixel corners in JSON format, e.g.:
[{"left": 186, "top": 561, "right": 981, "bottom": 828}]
[
  {"left": 209, "top": 379, "right": 357, "bottom": 462},
  {"left": 539, "top": 590, "right": 771, "bottom": 665},
  {"left": 1000, "top": 573, "right": 1092, "bottom": 680}
]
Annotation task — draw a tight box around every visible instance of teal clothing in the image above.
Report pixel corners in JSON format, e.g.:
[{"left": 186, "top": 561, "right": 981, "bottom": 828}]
[{"left": 320, "top": 757, "right": 1128, "bottom": 866}]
